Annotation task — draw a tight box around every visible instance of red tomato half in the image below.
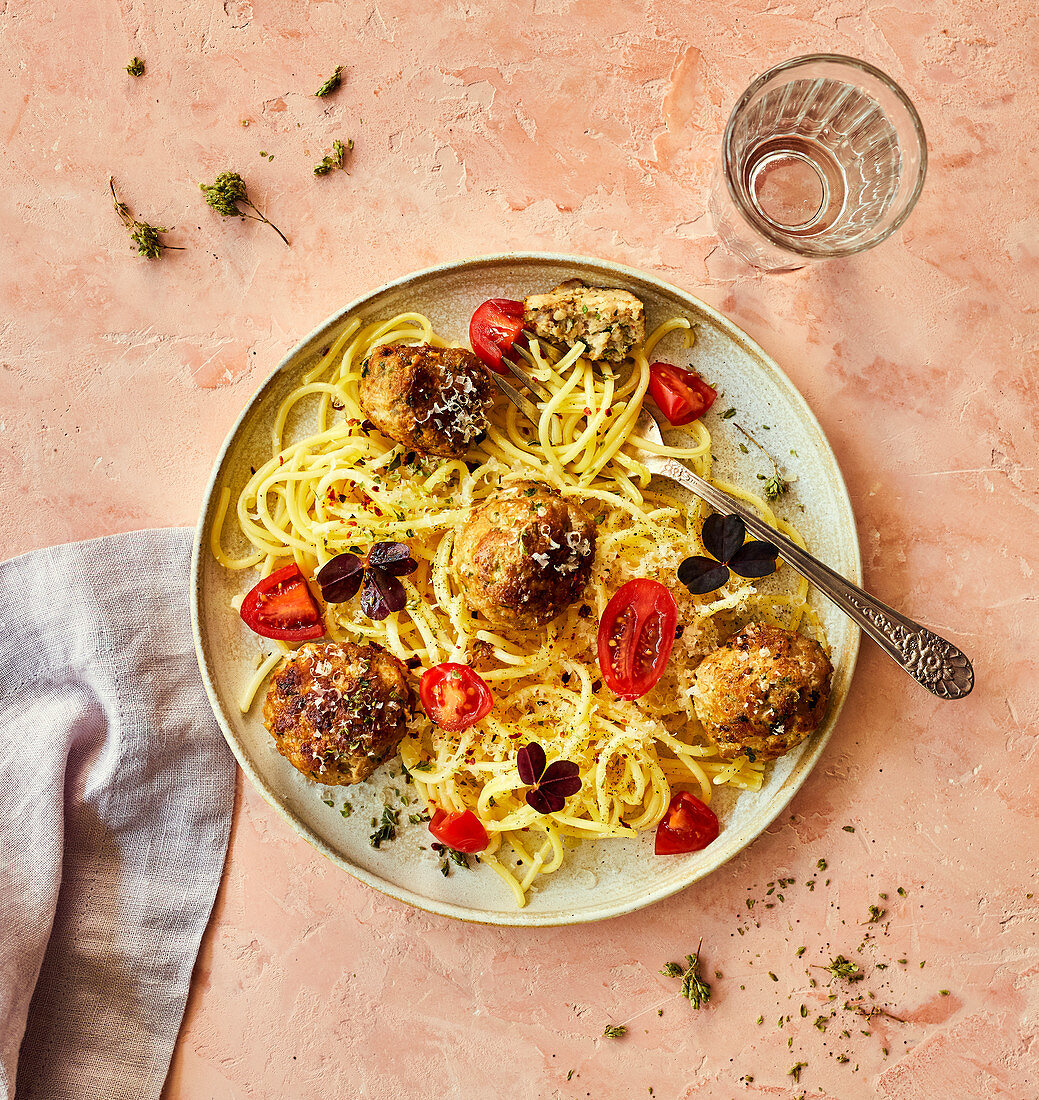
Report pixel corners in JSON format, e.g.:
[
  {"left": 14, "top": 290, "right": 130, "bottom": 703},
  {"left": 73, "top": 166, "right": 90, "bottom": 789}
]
[
  {"left": 419, "top": 663, "right": 493, "bottom": 731},
  {"left": 597, "top": 579, "right": 678, "bottom": 700},
  {"left": 469, "top": 298, "right": 525, "bottom": 373},
  {"left": 429, "top": 808, "right": 490, "bottom": 853},
  {"left": 655, "top": 791, "right": 720, "bottom": 854},
  {"left": 647, "top": 362, "right": 718, "bottom": 426},
  {"left": 239, "top": 564, "right": 325, "bottom": 642}
]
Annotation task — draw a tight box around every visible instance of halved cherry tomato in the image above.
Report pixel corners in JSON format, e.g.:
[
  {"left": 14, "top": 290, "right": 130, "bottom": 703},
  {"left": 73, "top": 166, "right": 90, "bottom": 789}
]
[
  {"left": 419, "top": 663, "right": 493, "bottom": 731},
  {"left": 648, "top": 362, "right": 718, "bottom": 426},
  {"left": 240, "top": 564, "right": 324, "bottom": 642},
  {"left": 597, "top": 579, "right": 678, "bottom": 700},
  {"left": 428, "top": 807, "right": 489, "bottom": 853},
  {"left": 654, "top": 791, "right": 719, "bottom": 854},
  {"left": 469, "top": 298, "right": 525, "bottom": 373}
]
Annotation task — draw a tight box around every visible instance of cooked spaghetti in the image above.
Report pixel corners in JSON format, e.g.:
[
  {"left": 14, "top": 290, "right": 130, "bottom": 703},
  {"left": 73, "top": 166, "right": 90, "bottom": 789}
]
[{"left": 212, "top": 310, "right": 824, "bottom": 906}]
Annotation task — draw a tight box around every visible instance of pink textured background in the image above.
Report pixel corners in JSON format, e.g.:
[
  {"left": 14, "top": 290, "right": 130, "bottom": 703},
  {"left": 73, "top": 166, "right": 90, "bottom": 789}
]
[{"left": 3, "top": 1, "right": 1037, "bottom": 1097}]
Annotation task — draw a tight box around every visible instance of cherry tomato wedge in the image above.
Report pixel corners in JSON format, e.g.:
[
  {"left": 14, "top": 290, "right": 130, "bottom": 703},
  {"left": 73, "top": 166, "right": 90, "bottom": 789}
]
[
  {"left": 647, "top": 361, "right": 718, "bottom": 426},
  {"left": 654, "top": 791, "right": 720, "bottom": 855},
  {"left": 239, "top": 563, "right": 324, "bottom": 642},
  {"left": 419, "top": 663, "right": 493, "bottom": 731},
  {"left": 428, "top": 807, "right": 489, "bottom": 853},
  {"left": 597, "top": 579, "right": 678, "bottom": 700},
  {"left": 469, "top": 298, "right": 525, "bottom": 373}
]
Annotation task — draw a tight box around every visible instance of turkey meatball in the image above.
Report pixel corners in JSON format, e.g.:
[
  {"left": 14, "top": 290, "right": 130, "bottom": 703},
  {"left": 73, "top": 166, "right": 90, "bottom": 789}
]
[
  {"left": 263, "top": 641, "right": 414, "bottom": 785},
  {"left": 358, "top": 343, "right": 491, "bottom": 459},
  {"left": 691, "top": 622, "right": 832, "bottom": 761},
  {"left": 452, "top": 480, "right": 597, "bottom": 628}
]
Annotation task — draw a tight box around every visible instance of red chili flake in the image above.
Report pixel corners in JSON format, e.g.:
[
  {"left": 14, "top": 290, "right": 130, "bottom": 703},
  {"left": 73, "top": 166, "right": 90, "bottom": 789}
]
[{"left": 605, "top": 409, "right": 613, "bottom": 417}]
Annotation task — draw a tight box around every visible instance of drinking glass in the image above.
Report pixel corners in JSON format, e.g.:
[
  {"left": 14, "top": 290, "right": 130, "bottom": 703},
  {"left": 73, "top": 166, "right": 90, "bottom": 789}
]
[{"left": 709, "top": 54, "right": 927, "bottom": 272}]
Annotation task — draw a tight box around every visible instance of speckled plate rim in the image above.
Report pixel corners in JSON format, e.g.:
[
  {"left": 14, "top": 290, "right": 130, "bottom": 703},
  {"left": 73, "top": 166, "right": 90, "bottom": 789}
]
[{"left": 190, "top": 252, "right": 862, "bottom": 927}]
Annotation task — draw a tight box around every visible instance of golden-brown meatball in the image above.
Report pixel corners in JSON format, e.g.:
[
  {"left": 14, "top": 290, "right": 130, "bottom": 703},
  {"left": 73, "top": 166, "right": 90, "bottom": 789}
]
[
  {"left": 358, "top": 343, "right": 491, "bottom": 459},
  {"left": 691, "top": 622, "right": 833, "bottom": 761},
  {"left": 263, "top": 641, "right": 414, "bottom": 785},
  {"left": 451, "top": 480, "right": 597, "bottom": 628}
]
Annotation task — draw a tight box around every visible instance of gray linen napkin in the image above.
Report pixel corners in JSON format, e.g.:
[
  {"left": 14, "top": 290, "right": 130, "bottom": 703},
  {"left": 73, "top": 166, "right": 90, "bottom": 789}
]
[{"left": 0, "top": 528, "right": 235, "bottom": 1100}]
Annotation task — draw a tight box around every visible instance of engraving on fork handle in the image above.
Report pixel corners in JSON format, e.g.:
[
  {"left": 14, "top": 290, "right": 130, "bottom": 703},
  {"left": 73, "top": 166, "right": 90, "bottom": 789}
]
[{"left": 654, "top": 457, "right": 974, "bottom": 700}]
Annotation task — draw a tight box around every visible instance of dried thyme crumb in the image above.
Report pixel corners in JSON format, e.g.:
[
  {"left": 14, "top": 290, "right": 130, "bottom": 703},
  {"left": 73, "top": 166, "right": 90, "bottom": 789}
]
[
  {"left": 842, "top": 825, "right": 855, "bottom": 833},
  {"left": 796, "top": 946, "right": 806, "bottom": 957},
  {"left": 315, "top": 65, "right": 343, "bottom": 97},
  {"left": 897, "top": 886, "right": 907, "bottom": 897},
  {"left": 603, "top": 1024, "right": 626, "bottom": 1039},
  {"left": 939, "top": 989, "right": 950, "bottom": 996},
  {"left": 788, "top": 1062, "right": 807, "bottom": 1083},
  {"left": 125, "top": 57, "right": 145, "bottom": 76}
]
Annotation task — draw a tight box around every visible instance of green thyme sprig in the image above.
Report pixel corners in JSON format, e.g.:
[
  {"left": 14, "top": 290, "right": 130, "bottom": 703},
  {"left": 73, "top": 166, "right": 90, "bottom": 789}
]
[
  {"left": 661, "top": 939, "right": 712, "bottom": 1008},
  {"left": 315, "top": 65, "right": 343, "bottom": 97},
  {"left": 734, "top": 422, "right": 789, "bottom": 500},
  {"left": 126, "top": 57, "right": 145, "bottom": 76},
  {"left": 314, "top": 138, "right": 353, "bottom": 176},
  {"left": 109, "top": 177, "right": 183, "bottom": 259},
  {"left": 815, "top": 955, "right": 862, "bottom": 982},
  {"left": 199, "top": 171, "right": 289, "bottom": 246}
]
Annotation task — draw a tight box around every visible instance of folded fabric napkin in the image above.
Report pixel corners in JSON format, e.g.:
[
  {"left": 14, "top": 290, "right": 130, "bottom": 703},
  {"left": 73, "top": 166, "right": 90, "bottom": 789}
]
[{"left": 0, "top": 528, "right": 235, "bottom": 1100}]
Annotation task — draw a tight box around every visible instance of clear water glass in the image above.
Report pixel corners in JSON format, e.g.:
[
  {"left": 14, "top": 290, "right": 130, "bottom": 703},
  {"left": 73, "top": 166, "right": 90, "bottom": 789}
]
[{"left": 709, "top": 54, "right": 927, "bottom": 272}]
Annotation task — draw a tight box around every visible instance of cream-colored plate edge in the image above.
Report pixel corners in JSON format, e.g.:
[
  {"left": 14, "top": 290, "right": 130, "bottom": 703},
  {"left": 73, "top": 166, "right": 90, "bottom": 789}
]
[{"left": 190, "top": 252, "right": 862, "bottom": 927}]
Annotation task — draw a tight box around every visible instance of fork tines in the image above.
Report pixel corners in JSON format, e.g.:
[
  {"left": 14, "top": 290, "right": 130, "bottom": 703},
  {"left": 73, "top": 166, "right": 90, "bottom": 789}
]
[{"left": 490, "top": 354, "right": 551, "bottom": 428}]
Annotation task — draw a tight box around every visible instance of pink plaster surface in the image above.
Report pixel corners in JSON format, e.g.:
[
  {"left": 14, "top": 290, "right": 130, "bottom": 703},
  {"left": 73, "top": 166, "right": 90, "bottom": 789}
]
[{"left": 2, "top": 0, "right": 1037, "bottom": 1096}]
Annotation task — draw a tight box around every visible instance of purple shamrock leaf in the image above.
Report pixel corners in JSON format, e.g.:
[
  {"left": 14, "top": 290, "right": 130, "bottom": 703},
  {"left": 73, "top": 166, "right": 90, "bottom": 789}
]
[
  {"left": 316, "top": 552, "right": 364, "bottom": 603},
  {"left": 702, "top": 513, "right": 746, "bottom": 564},
  {"left": 360, "top": 568, "right": 407, "bottom": 620},
  {"left": 727, "top": 540, "right": 779, "bottom": 579},
  {"left": 517, "top": 741, "right": 546, "bottom": 786},
  {"left": 367, "top": 541, "right": 418, "bottom": 577},
  {"left": 676, "top": 556, "right": 731, "bottom": 596}
]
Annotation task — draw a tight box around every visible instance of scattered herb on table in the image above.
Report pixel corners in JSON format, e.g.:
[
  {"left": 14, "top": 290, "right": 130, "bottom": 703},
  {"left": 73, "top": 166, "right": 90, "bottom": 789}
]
[
  {"left": 199, "top": 171, "right": 289, "bottom": 245},
  {"left": 864, "top": 904, "right": 886, "bottom": 924},
  {"left": 818, "top": 955, "right": 862, "bottom": 982},
  {"left": 843, "top": 825, "right": 856, "bottom": 833},
  {"left": 315, "top": 65, "right": 343, "bottom": 97},
  {"left": 602, "top": 1024, "right": 627, "bottom": 1039},
  {"left": 314, "top": 138, "right": 353, "bottom": 176},
  {"left": 661, "top": 939, "right": 712, "bottom": 1008},
  {"left": 788, "top": 1062, "right": 807, "bottom": 1083},
  {"left": 125, "top": 57, "right": 145, "bottom": 76},
  {"left": 109, "top": 177, "right": 183, "bottom": 259}
]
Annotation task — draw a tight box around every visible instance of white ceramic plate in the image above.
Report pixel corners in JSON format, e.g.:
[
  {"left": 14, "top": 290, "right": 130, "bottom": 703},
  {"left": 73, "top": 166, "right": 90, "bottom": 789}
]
[{"left": 190, "top": 254, "right": 861, "bottom": 926}]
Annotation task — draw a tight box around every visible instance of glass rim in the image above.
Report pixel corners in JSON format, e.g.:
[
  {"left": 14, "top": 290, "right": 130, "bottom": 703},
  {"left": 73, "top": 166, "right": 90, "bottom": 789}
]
[{"left": 722, "top": 53, "right": 928, "bottom": 259}]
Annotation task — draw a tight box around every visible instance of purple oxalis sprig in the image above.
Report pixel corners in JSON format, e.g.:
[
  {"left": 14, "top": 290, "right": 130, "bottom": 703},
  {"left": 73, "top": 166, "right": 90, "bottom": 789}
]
[
  {"left": 316, "top": 542, "right": 417, "bottom": 621},
  {"left": 677, "top": 513, "right": 779, "bottom": 596},
  {"left": 516, "top": 741, "right": 582, "bottom": 815}
]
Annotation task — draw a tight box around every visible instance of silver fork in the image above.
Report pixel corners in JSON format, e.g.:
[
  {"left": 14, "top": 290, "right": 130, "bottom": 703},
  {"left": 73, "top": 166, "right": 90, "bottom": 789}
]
[{"left": 491, "top": 366, "right": 974, "bottom": 700}]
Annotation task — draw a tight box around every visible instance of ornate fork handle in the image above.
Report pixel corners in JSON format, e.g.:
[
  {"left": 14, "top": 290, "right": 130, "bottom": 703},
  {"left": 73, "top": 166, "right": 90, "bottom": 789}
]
[{"left": 654, "top": 458, "right": 974, "bottom": 700}]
